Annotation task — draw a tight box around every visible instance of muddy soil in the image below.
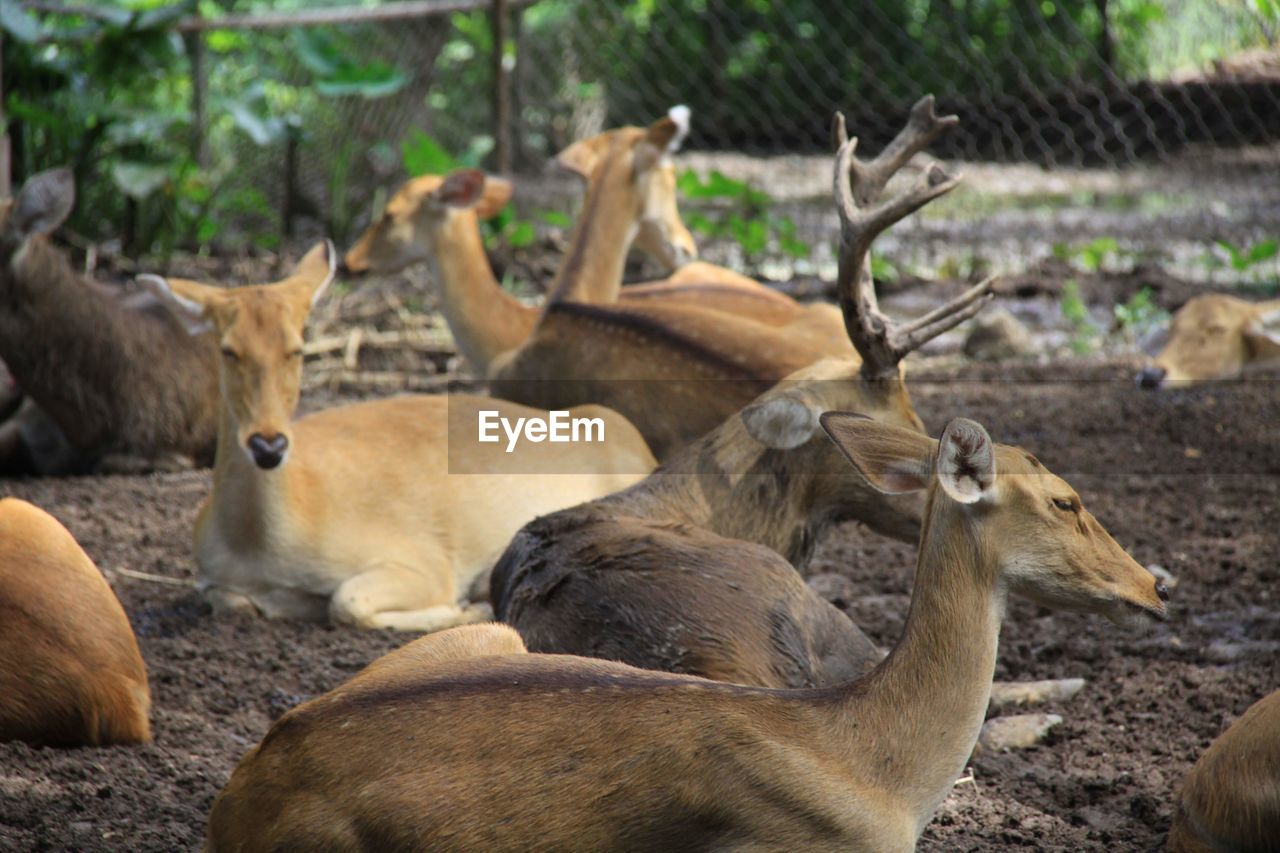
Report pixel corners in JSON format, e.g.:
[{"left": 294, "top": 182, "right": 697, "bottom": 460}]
[{"left": 0, "top": 357, "right": 1276, "bottom": 849}]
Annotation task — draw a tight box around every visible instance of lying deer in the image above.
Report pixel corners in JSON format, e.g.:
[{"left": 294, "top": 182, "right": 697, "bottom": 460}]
[
  {"left": 489, "top": 104, "right": 993, "bottom": 686},
  {"left": 1137, "top": 294, "right": 1280, "bottom": 388},
  {"left": 0, "top": 168, "right": 220, "bottom": 474},
  {"left": 1167, "top": 688, "right": 1279, "bottom": 852},
  {"left": 0, "top": 498, "right": 151, "bottom": 746},
  {"left": 142, "top": 242, "right": 654, "bottom": 630},
  {"left": 206, "top": 413, "right": 1168, "bottom": 852},
  {"left": 342, "top": 112, "right": 849, "bottom": 379},
  {"left": 488, "top": 97, "right": 978, "bottom": 459}
]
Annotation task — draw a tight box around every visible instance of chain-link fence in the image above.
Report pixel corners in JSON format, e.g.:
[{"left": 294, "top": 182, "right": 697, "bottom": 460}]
[{"left": 9, "top": 0, "right": 1280, "bottom": 277}]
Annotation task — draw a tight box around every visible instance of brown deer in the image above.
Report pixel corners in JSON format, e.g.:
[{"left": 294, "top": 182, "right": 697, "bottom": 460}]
[
  {"left": 342, "top": 113, "right": 850, "bottom": 378},
  {"left": 0, "top": 168, "right": 220, "bottom": 474},
  {"left": 205, "top": 412, "right": 1167, "bottom": 852},
  {"left": 1167, "top": 688, "right": 1280, "bottom": 852},
  {"left": 142, "top": 242, "right": 654, "bottom": 630},
  {"left": 1137, "top": 294, "right": 1280, "bottom": 388},
  {"left": 486, "top": 104, "right": 998, "bottom": 687},
  {"left": 487, "top": 97, "right": 985, "bottom": 460},
  {"left": 0, "top": 498, "right": 151, "bottom": 746}
]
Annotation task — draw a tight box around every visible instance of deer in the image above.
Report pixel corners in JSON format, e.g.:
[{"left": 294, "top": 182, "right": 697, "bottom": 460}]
[
  {"left": 486, "top": 97, "right": 982, "bottom": 460},
  {"left": 1167, "top": 688, "right": 1280, "bottom": 852},
  {"left": 341, "top": 111, "right": 851, "bottom": 380},
  {"left": 140, "top": 242, "right": 655, "bottom": 631},
  {"left": 1137, "top": 294, "right": 1280, "bottom": 388},
  {"left": 0, "top": 498, "right": 151, "bottom": 747},
  {"left": 485, "top": 104, "right": 1015, "bottom": 691},
  {"left": 0, "top": 168, "right": 220, "bottom": 474},
  {"left": 205, "top": 410, "right": 1168, "bottom": 853}
]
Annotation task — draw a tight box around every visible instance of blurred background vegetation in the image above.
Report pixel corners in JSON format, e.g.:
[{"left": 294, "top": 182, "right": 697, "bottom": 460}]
[{"left": 2, "top": 0, "right": 1277, "bottom": 257}]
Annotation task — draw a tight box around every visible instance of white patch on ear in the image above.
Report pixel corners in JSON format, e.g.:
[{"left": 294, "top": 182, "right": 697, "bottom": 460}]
[
  {"left": 936, "top": 418, "right": 996, "bottom": 504},
  {"left": 136, "top": 274, "right": 212, "bottom": 335},
  {"left": 741, "top": 394, "right": 819, "bottom": 449},
  {"left": 666, "top": 105, "right": 691, "bottom": 153},
  {"left": 311, "top": 239, "right": 337, "bottom": 308}
]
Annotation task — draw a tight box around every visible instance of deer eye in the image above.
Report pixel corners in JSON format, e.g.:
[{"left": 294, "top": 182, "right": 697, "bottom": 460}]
[
  {"left": 220, "top": 347, "right": 240, "bottom": 362},
  {"left": 1053, "top": 498, "right": 1076, "bottom": 512},
  {"left": 286, "top": 349, "right": 304, "bottom": 360}
]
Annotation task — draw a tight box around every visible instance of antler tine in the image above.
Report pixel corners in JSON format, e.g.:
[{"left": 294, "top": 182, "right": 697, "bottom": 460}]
[
  {"left": 890, "top": 276, "right": 997, "bottom": 358},
  {"left": 853, "top": 95, "right": 961, "bottom": 206},
  {"left": 830, "top": 97, "right": 981, "bottom": 380}
]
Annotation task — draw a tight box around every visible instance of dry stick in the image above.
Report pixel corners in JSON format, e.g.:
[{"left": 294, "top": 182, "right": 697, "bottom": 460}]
[{"left": 113, "top": 567, "right": 196, "bottom": 588}]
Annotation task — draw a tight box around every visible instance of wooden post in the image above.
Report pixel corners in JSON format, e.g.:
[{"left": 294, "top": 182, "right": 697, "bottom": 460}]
[{"left": 490, "top": 0, "right": 512, "bottom": 175}]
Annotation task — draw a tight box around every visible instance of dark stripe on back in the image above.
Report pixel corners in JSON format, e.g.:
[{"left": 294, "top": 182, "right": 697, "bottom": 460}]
[{"left": 547, "top": 301, "right": 782, "bottom": 385}]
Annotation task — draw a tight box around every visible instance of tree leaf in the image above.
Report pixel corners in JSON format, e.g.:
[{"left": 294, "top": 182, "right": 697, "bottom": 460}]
[
  {"left": 0, "top": 0, "right": 45, "bottom": 43},
  {"left": 401, "top": 130, "right": 456, "bottom": 177},
  {"left": 112, "top": 161, "right": 171, "bottom": 201}
]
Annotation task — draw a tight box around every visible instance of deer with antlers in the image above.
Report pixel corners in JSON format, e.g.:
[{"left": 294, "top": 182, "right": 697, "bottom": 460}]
[
  {"left": 490, "top": 99, "right": 993, "bottom": 687},
  {"left": 485, "top": 98, "right": 989, "bottom": 459}
]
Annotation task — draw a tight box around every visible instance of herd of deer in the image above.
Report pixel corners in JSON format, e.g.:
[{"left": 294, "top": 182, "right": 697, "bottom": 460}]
[{"left": 0, "top": 97, "right": 1275, "bottom": 851}]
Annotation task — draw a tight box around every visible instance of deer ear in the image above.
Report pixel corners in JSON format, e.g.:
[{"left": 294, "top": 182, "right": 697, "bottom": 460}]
[
  {"left": 820, "top": 412, "right": 934, "bottom": 494},
  {"left": 935, "top": 418, "right": 996, "bottom": 504},
  {"left": 286, "top": 240, "right": 337, "bottom": 308},
  {"left": 555, "top": 135, "right": 610, "bottom": 179},
  {"left": 13, "top": 168, "right": 75, "bottom": 238},
  {"left": 436, "top": 169, "right": 488, "bottom": 210},
  {"left": 474, "top": 176, "right": 513, "bottom": 220},
  {"left": 137, "top": 274, "right": 217, "bottom": 336},
  {"left": 742, "top": 389, "right": 820, "bottom": 450}
]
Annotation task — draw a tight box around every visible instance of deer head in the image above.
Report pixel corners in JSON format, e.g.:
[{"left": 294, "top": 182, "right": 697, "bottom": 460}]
[
  {"left": 139, "top": 242, "right": 335, "bottom": 470},
  {"left": 0, "top": 168, "right": 76, "bottom": 257},
  {"left": 822, "top": 413, "right": 1169, "bottom": 625},
  {"left": 343, "top": 171, "right": 512, "bottom": 275},
  {"left": 714, "top": 97, "right": 994, "bottom": 540},
  {"left": 555, "top": 105, "right": 697, "bottom": 271},
  {"left": 1137, "top": 294, "right": 1280, "bottom": 388}
]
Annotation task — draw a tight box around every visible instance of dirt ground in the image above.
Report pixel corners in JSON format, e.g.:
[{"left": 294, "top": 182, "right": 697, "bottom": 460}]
[{"left": 0, "top": 267, "right": 1277, "bottom": 850}]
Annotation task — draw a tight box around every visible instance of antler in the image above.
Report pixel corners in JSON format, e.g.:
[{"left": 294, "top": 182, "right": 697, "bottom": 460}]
[{"left": 832, "top": 95, "right": 994, "bottom": 381}]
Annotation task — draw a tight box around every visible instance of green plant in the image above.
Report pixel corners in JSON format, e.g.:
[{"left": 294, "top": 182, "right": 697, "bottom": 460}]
[
  {"left": 1112, "top": 286, "right": 1168, "bottom": 343},
  {"left": 676, "top": 168, "right": 809, "bottom": 274},
  {"left": 1212, "top": 238, "right": 1279, "bottom": 272},
  {"left": 1052, "top": 237, "right": 1124, "bottom": 273},
  {"left": 1060, "top": 279, "right": 1100, "bottom": 354}
]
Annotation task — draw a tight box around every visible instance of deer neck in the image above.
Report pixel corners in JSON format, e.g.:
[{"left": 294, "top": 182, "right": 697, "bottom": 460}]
[
  {"left": 619, "top": 422, "right": 828, "bottom": 567},
  {"left": 824, "top": 494, "right": 1003, "bottom": 835},
  {"left": 207, "top": 408, "right": 296, "bottom": 550},
  {"left": 0, "top": 238, "right": 131, "bottom": 443},
  {"left": 429, "top": 211, "right": 534, "bottom": 373},
  {"left": 546, "top": 174, "right": 637, "bottom": 305}
]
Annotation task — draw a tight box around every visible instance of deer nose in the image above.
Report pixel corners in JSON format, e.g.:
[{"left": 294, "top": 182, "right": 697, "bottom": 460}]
[
  {"left": 247, "top": 433, "right": 289, "bottom": 470},
  {"left": 1136, "top": 365, "right": 1166, "bottom": 390},
  {"left": 1154, "top": 580, "right": 1170, "bottom": 602}
]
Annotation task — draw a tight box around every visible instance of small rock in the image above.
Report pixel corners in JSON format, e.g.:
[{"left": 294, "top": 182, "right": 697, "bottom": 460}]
[
  {"left": 977, "top": 713, "right": 1063, "bottom": 751},
  {"left": 963, "top": 308, "right": 1034, "bottom": 361},
  {"left": 989, "top": 678, "right": 1086, "bottom": 708}
]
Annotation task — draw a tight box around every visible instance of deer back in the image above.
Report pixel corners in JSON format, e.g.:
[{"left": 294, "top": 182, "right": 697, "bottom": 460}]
[{"left": 0, "top": 498, "right": 151, "bottom": 746}]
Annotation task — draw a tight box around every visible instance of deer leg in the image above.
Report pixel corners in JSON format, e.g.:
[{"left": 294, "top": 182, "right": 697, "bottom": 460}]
[{"left": 329, "top": 561, "right": 488, "bottom": 633}]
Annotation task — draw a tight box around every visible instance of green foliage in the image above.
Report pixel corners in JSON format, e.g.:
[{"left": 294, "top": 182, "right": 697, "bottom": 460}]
[
  {"left": 1052, "top": 236, "right": 1125, "bottom": 272},
  {"left": 1060, "top": 279, "right": 1100, "bottom": 354},
  {"left": 676, "top": 169, "right": 809, "bottom": 272},
  {"left": 1213, "top": 238, "right": 1279, "bottom": 272},
  {"left": 1113, "top": 286, "right": 1167, "bottom": 342}
]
